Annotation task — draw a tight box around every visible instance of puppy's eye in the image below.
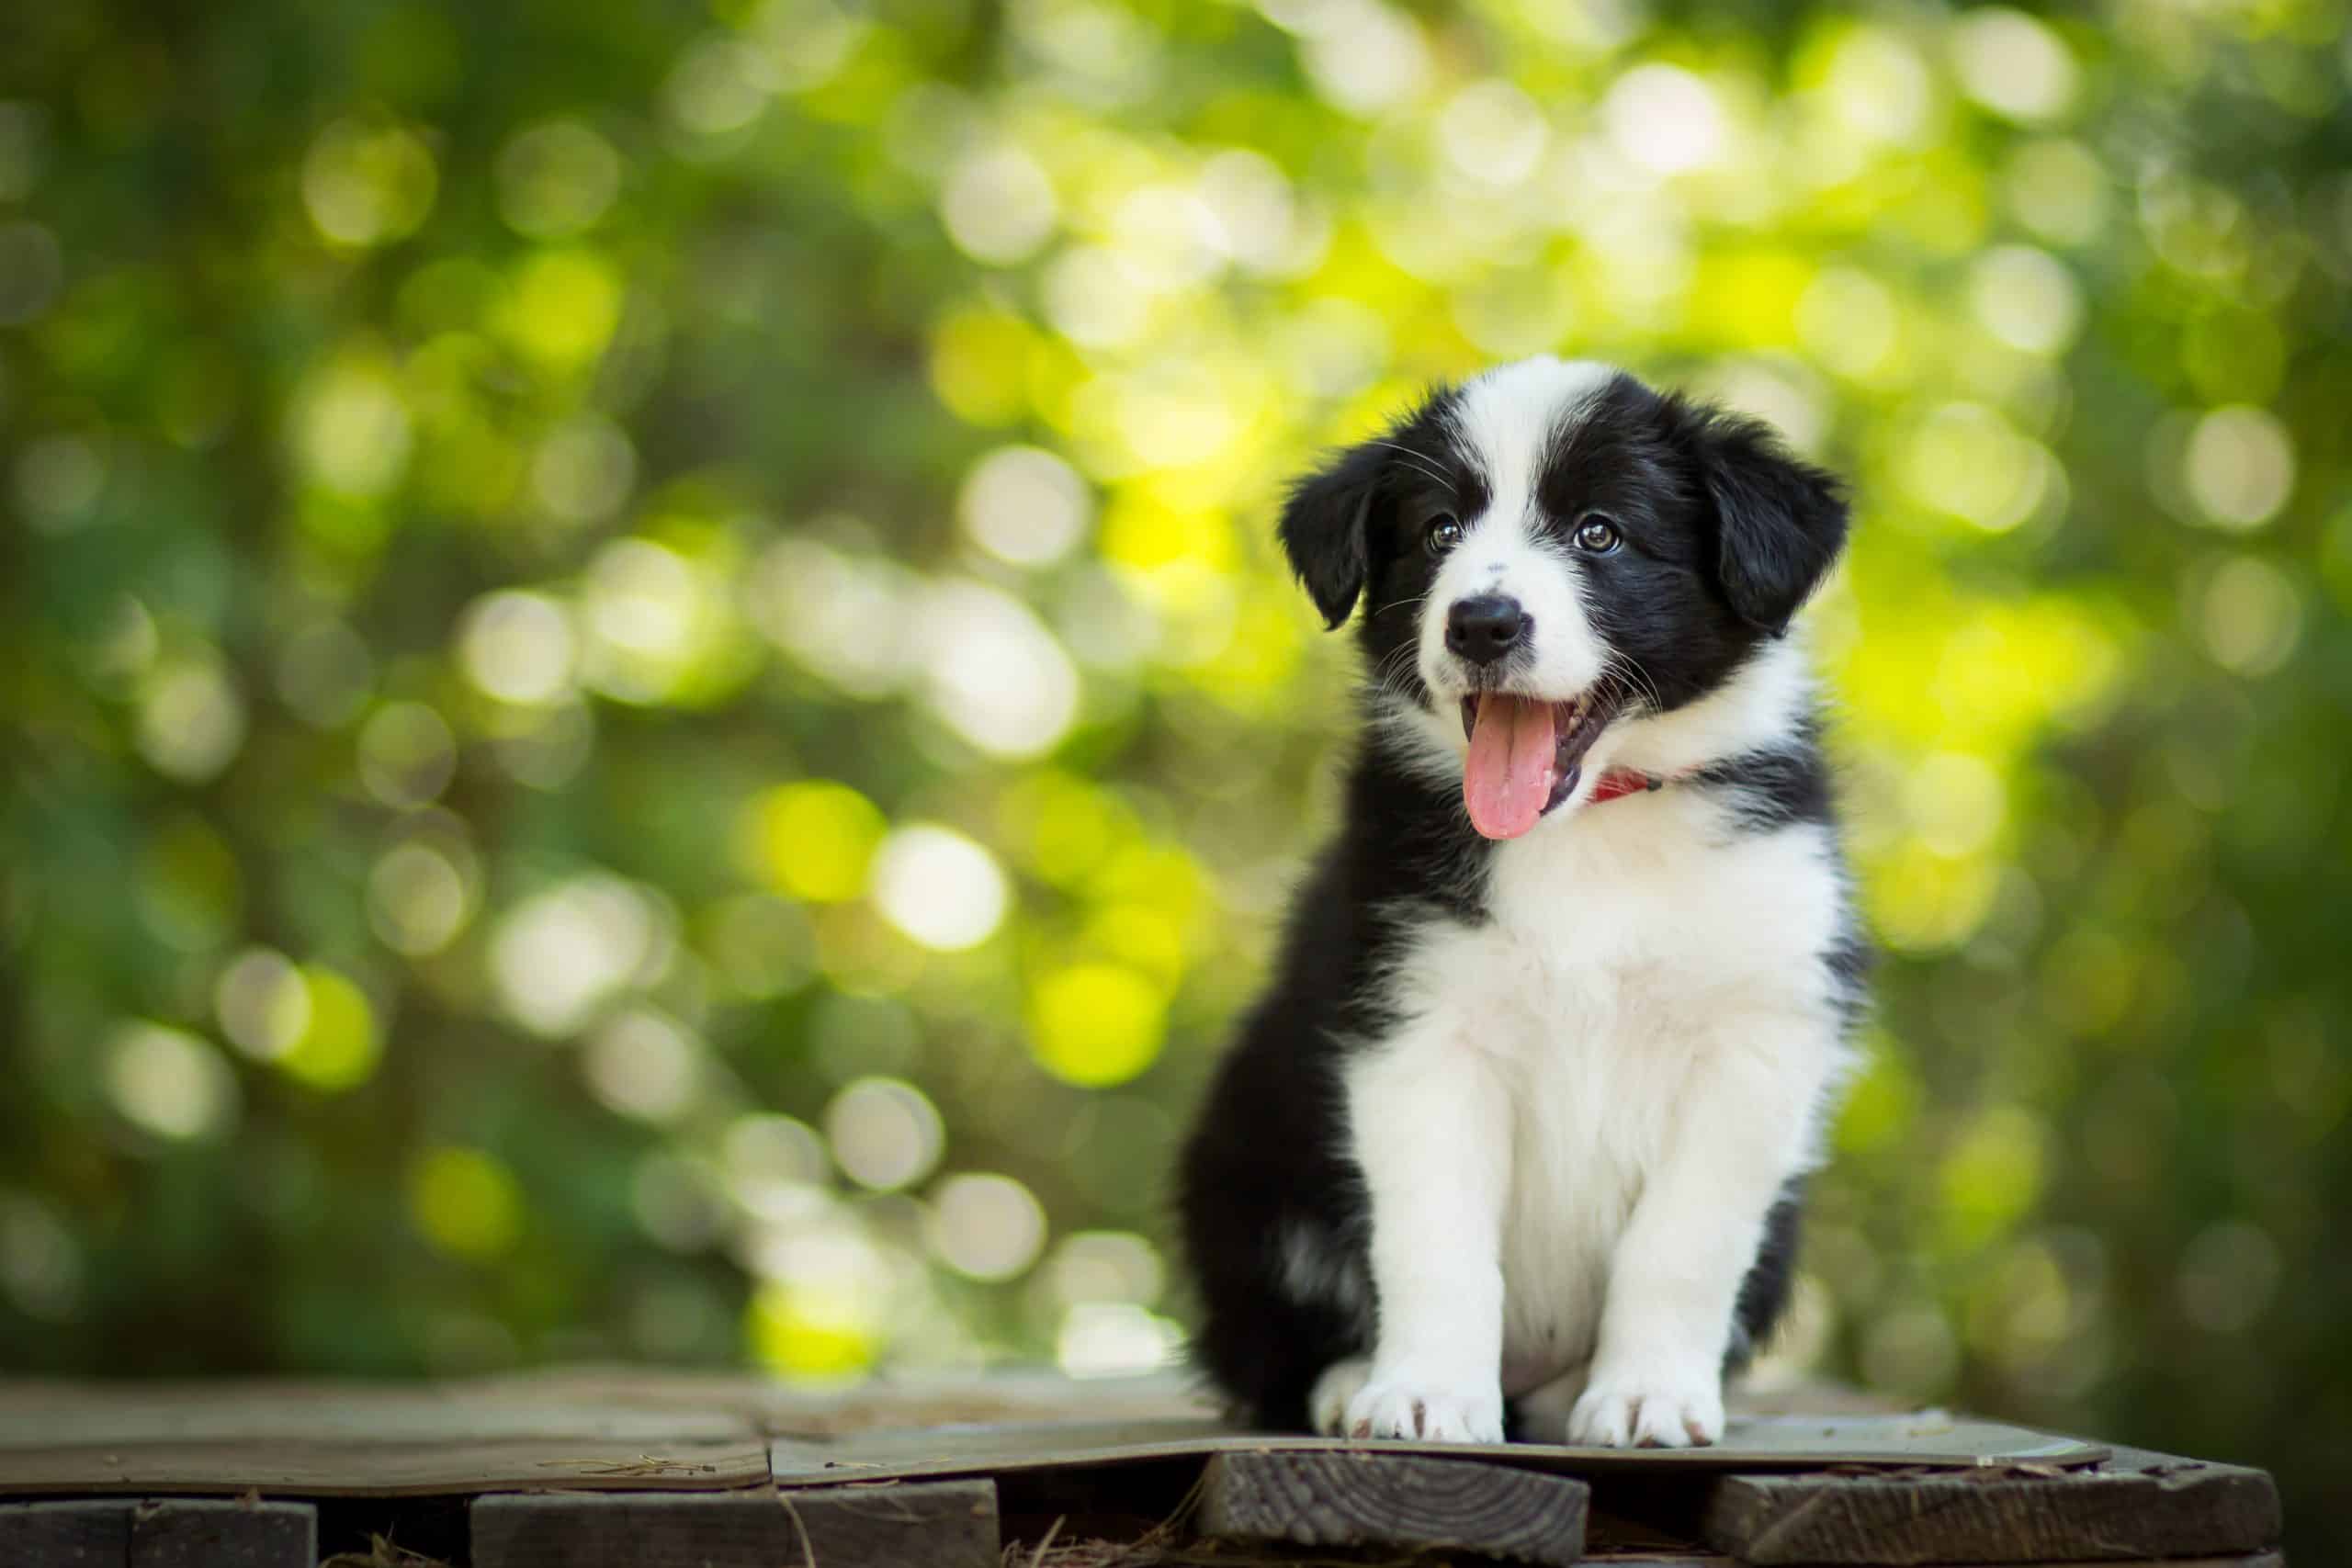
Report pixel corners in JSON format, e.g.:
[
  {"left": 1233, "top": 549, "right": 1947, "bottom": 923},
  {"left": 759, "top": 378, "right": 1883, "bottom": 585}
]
[
  {"left": 1574, "top": 514, "right": 1621, "bottom": 553},
  {"left": 1423, "top": 515, "right": 1464, "bottom": 556}
]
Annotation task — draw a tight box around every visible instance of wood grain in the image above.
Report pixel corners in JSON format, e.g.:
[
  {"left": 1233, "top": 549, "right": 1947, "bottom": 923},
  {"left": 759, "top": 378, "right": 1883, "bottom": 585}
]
[
  {"left": 0, "top": 1501, "right": 130, "bottom": 1566},
  {"left": 1702, "top": 1447, "right": 2281, "bottom": 1565},
  {"left": 469, "top": 1479, "right": 998, "bottom": 1568},
  {"left": 130, "top": 1499, "right": 315, "bottom": 1567},
  {"left": 1197, "top": 1450, "right": 1588, "bottom": 1566}
]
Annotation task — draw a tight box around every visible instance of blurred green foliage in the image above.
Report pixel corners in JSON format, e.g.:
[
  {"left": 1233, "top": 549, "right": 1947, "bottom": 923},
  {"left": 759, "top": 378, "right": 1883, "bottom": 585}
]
[{"left": 3, "top": 0, "right": 2348, "bottom": 1553}]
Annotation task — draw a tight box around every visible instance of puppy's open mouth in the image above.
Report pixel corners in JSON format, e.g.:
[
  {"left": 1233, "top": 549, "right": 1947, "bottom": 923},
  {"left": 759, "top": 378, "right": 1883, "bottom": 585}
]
[{"left": 1457, "top": 687, "right": 1619, "bottom": 840}]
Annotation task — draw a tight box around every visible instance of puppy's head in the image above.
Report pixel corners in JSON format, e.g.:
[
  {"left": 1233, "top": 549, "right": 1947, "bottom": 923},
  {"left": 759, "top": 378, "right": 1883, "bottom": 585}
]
[{"left": 1279, "top": 357, "right": 1847, "bottom": 840}]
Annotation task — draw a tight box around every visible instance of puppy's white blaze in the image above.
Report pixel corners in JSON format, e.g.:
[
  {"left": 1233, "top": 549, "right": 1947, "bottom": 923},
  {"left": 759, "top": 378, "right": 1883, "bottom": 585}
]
[
  {"left": 1419, "top": 357, "right": 1620, "bottom": 705},
  {"left": 1448, "top": 355, "right": 1618, "bottom": 511}
]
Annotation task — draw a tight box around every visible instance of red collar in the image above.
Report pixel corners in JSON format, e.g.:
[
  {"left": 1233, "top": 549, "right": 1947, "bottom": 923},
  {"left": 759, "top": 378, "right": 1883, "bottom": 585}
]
[{"left": 1587, "top": 769, "right": 1670, "bottom": 806}]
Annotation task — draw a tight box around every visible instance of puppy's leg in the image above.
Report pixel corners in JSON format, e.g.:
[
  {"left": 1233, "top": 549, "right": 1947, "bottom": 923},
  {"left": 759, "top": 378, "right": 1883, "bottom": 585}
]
[
  {"left": 1570, "top": 1016, "right": 1831, "bottom": 1449},
  {"left": 1341, "top": 1024, "right": 1510, "bottom": 1444}
]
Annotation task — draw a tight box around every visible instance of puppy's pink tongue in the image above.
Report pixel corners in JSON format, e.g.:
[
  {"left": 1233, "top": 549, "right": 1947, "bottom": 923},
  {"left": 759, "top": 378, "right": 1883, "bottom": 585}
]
[{"left": 1464, "top": 695, "right": 1557, "bottom": 840}]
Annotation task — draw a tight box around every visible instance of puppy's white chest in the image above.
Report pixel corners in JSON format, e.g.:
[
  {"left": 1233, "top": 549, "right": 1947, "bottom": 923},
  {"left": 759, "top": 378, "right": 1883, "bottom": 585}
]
[
  {"left": 1416, "top": 807, "right": 1844, "bottom": 1393},
  {"left": 1442, "top": 921, "right": 1680, "bottom": 1393}
]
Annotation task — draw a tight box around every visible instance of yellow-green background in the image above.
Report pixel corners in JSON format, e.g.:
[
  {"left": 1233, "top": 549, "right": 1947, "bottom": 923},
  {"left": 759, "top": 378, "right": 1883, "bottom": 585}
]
[{"left": 5, "top": 0, "right": 2346, "bottom": 1555}]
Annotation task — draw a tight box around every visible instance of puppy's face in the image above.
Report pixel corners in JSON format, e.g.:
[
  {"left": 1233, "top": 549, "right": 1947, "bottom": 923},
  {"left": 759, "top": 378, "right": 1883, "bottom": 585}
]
[{"left": 1279, "top": 358, "right": 1847, "bottom": 839}]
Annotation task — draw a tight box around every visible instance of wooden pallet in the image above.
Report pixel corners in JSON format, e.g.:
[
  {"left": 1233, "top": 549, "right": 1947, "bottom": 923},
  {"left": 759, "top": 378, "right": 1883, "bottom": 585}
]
[{"left": 0, "top": 1371, "right": 2283, "bottom": 1566}]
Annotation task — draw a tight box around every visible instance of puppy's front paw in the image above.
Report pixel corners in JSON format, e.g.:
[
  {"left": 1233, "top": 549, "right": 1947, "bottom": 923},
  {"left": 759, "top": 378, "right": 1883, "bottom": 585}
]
[
  {"left": 1566, "top": 1359, "right": 1724, "bottom": 1449},
  {"left": 1344, "top": 1376, "right": 1504, "bottom": 1444},
  {"left": 1307, "top": 1358, "right": 1371, "bottom": 1437}
]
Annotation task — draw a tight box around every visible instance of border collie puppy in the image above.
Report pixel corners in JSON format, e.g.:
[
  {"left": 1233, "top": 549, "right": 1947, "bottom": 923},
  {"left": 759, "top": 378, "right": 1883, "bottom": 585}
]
[{"left": 1178, "top": 357, "right": 1866, "bottom": 1449}]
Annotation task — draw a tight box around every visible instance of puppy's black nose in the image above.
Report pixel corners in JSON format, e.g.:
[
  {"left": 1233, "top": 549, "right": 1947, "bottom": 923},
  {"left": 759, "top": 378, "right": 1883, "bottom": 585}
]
[{"left": 1446, "top": 595, "right": 1528, "bottom": 666}]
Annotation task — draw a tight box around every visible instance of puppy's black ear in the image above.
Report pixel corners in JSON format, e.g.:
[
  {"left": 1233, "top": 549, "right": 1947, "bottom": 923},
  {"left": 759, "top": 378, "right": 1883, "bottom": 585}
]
[
  {"left": 1681, "top": 401, "right": 1849, "bottom": 636},
  {"left": 1277, "top": 445, "right": 1385, "bottom": 629}
]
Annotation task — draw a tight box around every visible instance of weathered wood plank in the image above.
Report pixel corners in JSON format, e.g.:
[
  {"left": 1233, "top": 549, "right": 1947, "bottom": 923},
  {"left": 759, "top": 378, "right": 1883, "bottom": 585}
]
[
  {"left": 1582, "top": 1560, "right": 2283, "bottom": 1568},
  {"left": 1702, "top": 1447, "right": 2281, "bottom": 1565},
  {"left": 0, "top": 1501, "right": 130, "bottom": 1566},
  {"left": 1512, "top": 1559, "right": 2279, "bottom": 1568},
  {"left": 470, "top": 1479, "right": 998, "bottom": 1568},
  {"left": 0, "top": 1372, "right": 2100, "bottom": 1495},
  {"left": 0, "top": 1438, "right": 772, "bottom": 1496},
  {"left": 769, "top": 1413, "right": 2104, "bottom": 1491},
  {"left": 1197, "top": 1450, "right": 1588, "bottom": 1566},
  {"left": 130, "top": 1498, "right": 316, "bottom": 1567},
  {"left": 1934, "top": 1557, "right": 2284, "bottom": 1568},
  {"left": 0, "top": 1383, "right": 769, "bottom": 1497},
  {"left": 778, "top": 1480, "right": 999, "bottom": 1567}
]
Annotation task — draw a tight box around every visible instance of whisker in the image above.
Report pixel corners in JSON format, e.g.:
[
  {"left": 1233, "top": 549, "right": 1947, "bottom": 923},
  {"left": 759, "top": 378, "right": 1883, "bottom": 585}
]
[
  {"left": 1361, "top": 441, "right": 1453, "bottom": 491},
  {"left": 1601, "top": 652, "right": 1646, "bottom": 705},
  {"left": 1364, "top": 637, "right": 1430, "bottom": 705},
  {"left": 1361, "top": 438, "right": 1444, "bottom": 469},
  {"left": 1370, "top": 642, "right": 1419, "bottom": 692},
  {"left": 1603, "top": 651, "right": 1666, "bottom": 716}
]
